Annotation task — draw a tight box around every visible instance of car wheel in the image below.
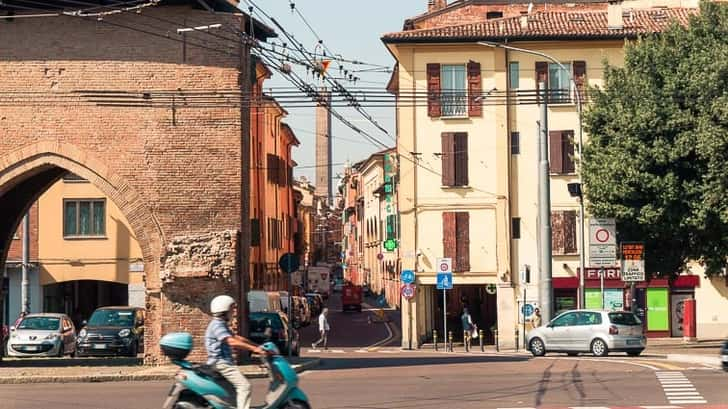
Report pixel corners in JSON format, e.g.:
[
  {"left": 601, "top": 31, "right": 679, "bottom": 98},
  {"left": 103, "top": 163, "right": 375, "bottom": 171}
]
[
  {"left": 591, "top": 339, "right": 609, "bottom": 357},
  {"left": 128, "top": 341, "right": 138, "bottom": 357},
  {"left": 627, "top": 350, "right": 642, "bottom": 357},
  {"left": 529, "top": 338, "right": 546, "bottom": 357}
]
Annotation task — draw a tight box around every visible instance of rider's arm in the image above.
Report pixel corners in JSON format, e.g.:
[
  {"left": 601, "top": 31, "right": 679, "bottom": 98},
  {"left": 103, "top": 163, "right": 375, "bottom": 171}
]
[{"left": 225, "top": 335, "right": 265, "bottom": 355}]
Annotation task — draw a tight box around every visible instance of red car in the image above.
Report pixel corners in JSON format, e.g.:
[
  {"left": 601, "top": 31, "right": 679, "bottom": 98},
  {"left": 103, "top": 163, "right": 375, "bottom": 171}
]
[{"left": 341, "top": 284, "right": 362, "bottom": 312}]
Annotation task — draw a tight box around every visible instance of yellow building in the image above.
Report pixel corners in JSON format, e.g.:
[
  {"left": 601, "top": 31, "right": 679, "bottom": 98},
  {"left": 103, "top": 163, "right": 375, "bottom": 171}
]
[
  {"left": 383, "top": 0, "right": 712, "bottom": 348},
  {"left": 39, "top": 172, "right": 143, "bottom": 325}
]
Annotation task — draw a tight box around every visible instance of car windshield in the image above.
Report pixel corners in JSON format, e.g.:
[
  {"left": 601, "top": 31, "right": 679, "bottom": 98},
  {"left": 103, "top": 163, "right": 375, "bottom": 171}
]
[
  {"left": 609, "top": 312, "right": 642, "bottom": 325},
  {"left": 18, "top": 317, "right": 60, "bottom": 331},
  {"left": 88, "top": 310, "right": 135, "bottom": 327},
  {"left": 250, "top": 314, "right": 283, "bottom": 331}
]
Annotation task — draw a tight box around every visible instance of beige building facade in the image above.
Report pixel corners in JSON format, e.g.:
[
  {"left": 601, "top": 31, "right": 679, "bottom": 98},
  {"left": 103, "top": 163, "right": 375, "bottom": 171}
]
[{"left": 384, "top": 0, "right": 724, "bottom": 348}]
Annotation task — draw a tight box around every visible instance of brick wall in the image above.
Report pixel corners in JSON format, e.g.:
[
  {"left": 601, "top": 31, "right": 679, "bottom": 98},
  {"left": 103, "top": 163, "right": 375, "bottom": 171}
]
[{"left": 0, "top": 7, "right": 254, "bottom": 363}]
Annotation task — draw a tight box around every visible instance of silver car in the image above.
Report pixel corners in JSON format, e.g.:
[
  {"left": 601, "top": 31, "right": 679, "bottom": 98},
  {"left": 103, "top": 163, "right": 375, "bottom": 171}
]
[
  {"left": 526, "top": 309, "right": 646, "bottom": 357},
  {"left": 7, "top": 313, "right": 77, "bottom": 357}
]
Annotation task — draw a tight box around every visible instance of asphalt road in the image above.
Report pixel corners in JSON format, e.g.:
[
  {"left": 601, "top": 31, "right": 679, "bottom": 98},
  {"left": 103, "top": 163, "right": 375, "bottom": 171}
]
[{"left": 0, "top": 352, "right": 725, "bottom": 409}]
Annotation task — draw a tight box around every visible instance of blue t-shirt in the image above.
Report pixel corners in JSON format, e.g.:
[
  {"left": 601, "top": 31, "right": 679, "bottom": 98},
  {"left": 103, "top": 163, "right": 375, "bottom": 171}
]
[{"left": 205, "top": 318, "right": 233, "bottom": 365}]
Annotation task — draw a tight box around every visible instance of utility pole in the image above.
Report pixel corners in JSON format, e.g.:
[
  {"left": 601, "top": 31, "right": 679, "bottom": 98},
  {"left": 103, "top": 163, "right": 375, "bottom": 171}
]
[
  {"left": 21, "top": 212, "right": 30, "bottom": 314},
  {"left": 538, "top": 81, "right": 553, "bottom": 323}
]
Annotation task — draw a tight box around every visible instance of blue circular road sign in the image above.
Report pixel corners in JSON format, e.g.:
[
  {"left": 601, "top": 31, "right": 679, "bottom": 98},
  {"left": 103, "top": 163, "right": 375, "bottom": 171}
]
[
  {"left": 278, "top": 253, "right": 300, "bottom": 274},
  {"left": 522, "top": 303, "right": 534, "bottom": 317},
  {"left": 400, "top": 269, "right": 415, "bottom": 284}
]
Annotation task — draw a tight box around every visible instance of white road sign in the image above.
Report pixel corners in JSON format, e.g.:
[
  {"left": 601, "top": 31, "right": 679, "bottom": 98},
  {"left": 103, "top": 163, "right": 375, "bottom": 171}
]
[
  {"left": 589, "top": 218, "right": 617, "bottom": 267},
  {"left": 621, "top": 242, "right": 645, "bottom": 282}
]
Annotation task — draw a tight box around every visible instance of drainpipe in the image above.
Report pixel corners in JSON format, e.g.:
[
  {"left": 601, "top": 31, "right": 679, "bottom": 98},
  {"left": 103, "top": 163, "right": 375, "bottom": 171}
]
[{"left": 21, "top": 212, "right": 30, "bottom": 314}]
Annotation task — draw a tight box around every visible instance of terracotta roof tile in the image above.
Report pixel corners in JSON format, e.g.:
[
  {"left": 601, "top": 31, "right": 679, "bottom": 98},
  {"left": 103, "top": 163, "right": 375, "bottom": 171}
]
[{"left": 382, "top": 8, "right": 697, "bottom": 43}]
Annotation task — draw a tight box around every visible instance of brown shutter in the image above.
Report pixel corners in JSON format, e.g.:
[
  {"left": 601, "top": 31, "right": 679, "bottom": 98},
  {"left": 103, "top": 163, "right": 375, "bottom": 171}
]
[
  {"left": 467, "top": 61, "right": 482, "bottom": 117},
  {"left": 573, "top": 61, "right": 586, "bottom": 102},
  {"left": 454, "top": 132, "right": 469, "bottom": 186},
  {"left": 456, "top": 212, "right": 470, "bottom": 272},
  {"left": 427, "top": 63, "right": 441, "bottom": 117},
  {"left": 441, "top": 133, "right": 455, "bottom": 186},
  {"left": 442, "top": 212, "right": 457, "bottom": 268},
  {"left": 562, "top": 130, "right": 575, "bottom": 173},
  {"left": 549, "top": 131, "right": 563, "bottom": 174},
  {"left": 278, "top": 157, "right": 287, "bottom": 186},
  {"left": 551, "top": 211, "right": 565, "bottom": 255},
  {"left": 267, "top": 154, "right": 278, "bottom": 184},
  {"left": 535, "top": 61, "right": 548, "bottom": 103},
  {"left": 564, "top": 210, "right": 577, "bottom": 254}
]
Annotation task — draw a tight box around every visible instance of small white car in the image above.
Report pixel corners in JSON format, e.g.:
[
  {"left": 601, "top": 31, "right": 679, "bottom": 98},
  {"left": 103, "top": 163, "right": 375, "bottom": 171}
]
[
  {"left": 7, "top": 313, "right": 76, "bottom": 357},
  {"left": 526, "top": 309, "right": 646, "bottom": 357}
]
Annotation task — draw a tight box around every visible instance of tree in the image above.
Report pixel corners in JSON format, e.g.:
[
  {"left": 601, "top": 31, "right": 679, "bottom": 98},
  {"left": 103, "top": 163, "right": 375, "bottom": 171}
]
[{"left": 583, "top": 2, "right": 728, "bottom": 277}]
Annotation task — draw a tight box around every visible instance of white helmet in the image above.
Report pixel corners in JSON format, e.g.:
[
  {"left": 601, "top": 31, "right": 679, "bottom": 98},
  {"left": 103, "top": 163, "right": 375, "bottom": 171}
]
[{"left": 210, "top": 295, "right": 236, "bottom": 314}]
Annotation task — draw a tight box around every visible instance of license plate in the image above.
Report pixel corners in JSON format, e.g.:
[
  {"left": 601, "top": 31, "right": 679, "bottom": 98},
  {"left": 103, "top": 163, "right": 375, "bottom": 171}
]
[
  {"left": 627, "top": 339, "right": 641, "bottom": 345},
  {"left": 25, "top": 346, "right": 38, "bottom": 351},
  {"left": 721, "top": 355, "right": 728, "bottom": 363},
  {"left": 93, "top": 344, "right": 107, "bottom": 349}
]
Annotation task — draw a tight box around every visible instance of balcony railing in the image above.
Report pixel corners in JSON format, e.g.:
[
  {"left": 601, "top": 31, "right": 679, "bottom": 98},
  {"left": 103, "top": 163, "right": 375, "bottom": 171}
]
[{"left": 441, "top": 92, "right": 467, "bottom": 117}]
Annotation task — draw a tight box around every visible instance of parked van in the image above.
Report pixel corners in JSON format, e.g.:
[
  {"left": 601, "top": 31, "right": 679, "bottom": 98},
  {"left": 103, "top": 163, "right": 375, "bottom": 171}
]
[{"left": 248, "top": 291, "right": 282, "bottom": 313}]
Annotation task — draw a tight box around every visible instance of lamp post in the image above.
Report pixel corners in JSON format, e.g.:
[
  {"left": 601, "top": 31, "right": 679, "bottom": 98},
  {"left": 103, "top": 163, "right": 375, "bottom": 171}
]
[{"left": 478, "top": 41, "right": 586, "bottom": 314}]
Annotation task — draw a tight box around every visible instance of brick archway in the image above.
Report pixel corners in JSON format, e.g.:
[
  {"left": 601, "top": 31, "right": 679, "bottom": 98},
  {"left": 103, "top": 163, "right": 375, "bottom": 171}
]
[{"left": 0, "top": 141, "right": 165, "bottom": 360}]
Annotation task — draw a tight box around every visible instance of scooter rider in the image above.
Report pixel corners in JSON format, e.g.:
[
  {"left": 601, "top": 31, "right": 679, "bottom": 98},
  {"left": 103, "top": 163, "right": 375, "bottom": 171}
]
[{"left": 207, "top": 295, "right": 268, "bottom": 409}]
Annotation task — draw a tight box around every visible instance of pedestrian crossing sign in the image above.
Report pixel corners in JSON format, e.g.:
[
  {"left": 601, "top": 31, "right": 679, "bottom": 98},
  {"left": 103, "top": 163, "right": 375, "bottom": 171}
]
[{"left": 436, "top": 272, "right": 453, "bottom": 290}]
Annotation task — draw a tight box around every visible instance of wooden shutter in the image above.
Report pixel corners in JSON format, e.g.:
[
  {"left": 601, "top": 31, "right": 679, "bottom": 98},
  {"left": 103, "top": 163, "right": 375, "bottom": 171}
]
[
  {"left": 454, "top": 132, "right": 469, "bottom": 186},
  {"left": 267, "top": 154, "right": 278, "bottom": 184},
  {"left": 441, "top": 133, "right": 455, "bottom": 186},
  {"left": 562, "top": 130, "right": 575, "bottom": 173},
  {"left": 455, "top": 212, "right": 470, "bottom": 272},
  {"left": 278, "top": 157, "right": 287, "bottom": 186},
  {"left": 250, "top": 218, "right": 260, "bottom": 247},
  {"left": 427, "top": 63, "right": 442, "bottom": 117},
  {"left": 551, "top": 211, "right": 565, "bottom": 255},
  {"left": 535, "top": 61, "right": 548, "bottom": 103},
  {"left": 467, "top": 61, "right": 482, "bottom": 117},
  {"left": 564, "top": 210, "right": 577, "bottom": 254},
  {"left": 549, "top": 131, "right": 563, "bottom": 174},
  {"left": 573, "top": 61, "right": 587, "bottom": 102},
  {"left": 442, "top": 212, "right": 457, "bottom": 268}
]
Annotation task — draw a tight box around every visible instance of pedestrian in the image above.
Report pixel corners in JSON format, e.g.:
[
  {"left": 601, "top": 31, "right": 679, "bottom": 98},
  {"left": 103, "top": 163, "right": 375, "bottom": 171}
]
[
  {"left": 13, "top": 311, "right": 28, "bottom": 329},
  {"left": 206, "top": 295, "right": 269, "bottom": 409},
  {"left": 531, "top": 308, "right": 543, "bottom": 329},
  {"left": 312, "top": 307, "right": 330, "bottom": 350},
  {"left": 461, "top": 308, "right": 473, "bottom": 351}
]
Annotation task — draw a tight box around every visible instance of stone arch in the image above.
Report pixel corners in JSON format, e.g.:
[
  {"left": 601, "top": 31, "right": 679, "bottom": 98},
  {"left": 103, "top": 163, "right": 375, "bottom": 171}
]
[{"left": 0, "top": 141, "right": 165, "bottom": 360}]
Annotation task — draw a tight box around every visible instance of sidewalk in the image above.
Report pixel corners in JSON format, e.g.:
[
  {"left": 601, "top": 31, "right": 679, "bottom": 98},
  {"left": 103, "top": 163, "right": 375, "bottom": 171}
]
[{"left": 0, "top": 357, "right": 320, "bottom": 384}]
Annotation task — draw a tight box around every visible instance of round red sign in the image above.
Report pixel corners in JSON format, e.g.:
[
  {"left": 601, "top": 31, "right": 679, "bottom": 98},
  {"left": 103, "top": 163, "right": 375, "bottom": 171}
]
[{"left": 401, "top": 284, "right": 416, "bottom": 300}]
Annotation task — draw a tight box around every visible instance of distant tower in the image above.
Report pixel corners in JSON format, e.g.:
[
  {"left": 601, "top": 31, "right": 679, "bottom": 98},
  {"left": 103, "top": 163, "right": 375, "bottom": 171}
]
[{"left": 315, "top": 89, "right": 332, "bottom": 205}]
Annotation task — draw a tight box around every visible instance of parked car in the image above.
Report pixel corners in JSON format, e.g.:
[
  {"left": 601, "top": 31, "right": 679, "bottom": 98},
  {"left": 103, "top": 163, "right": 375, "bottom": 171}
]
[
  {"left": 527, "top": 310, "right": 646, "bottom": 357},
  {"left": 721, "top": 340, "right": 728, "bottom": 372},
  {"left": 248, "top": 290, "right": 283, "bottom": 313},
  {"left": 76, "top": 306, "right": 145, "bottom": 357},
  {"left": 341, "top": 283, "right": 363, "bottom": 312},
  {"left": 7, "top": 313, "right": 76, "bottom": 357},
  {"left": 248, "top": 312, "right": 300, "bottom": 356}
]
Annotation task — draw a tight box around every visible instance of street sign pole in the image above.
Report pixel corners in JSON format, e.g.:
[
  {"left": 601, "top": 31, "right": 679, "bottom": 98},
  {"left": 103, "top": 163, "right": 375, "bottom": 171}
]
[
  {"left": 522, "top": 287, "right": 527, "bottom": 349},
  {"left": 443, "top": 288, "right": 447, "bottom": 352},
  {"left": 600, "top": 267, "right": 605, "bottom": 310}
]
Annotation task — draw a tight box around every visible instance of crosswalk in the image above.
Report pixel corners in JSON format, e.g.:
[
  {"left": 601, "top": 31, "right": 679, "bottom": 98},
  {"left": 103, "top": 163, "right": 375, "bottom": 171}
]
[
  {"left": 656, "top": 372, "right": 707, "bottom": 405},
  {"left": 497, "top": 406, "right": 705, "bottom": 409},
  {"left": 307, "top": 348, "right": 400, "bottom": 354}
]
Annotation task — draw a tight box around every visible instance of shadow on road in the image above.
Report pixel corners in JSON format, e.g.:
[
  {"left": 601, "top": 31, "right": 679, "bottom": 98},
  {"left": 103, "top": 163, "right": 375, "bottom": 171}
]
[
  {"left": 0, "top": 357, "right": 142, "bottom": 368},
  {"left": 315, "top": 354, "right": 530, "bottom": 371}
]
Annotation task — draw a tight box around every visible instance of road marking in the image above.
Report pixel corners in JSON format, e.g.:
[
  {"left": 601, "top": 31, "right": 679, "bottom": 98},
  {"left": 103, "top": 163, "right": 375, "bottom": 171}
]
[
  {"left": 655, "top": 371, "right": 706, "bottom": 405},
  {"left": 639, "top": 406, "right": 683, "bottom": 409},
  {"left": 569, "top": 407, "right": 612, "bottom": 409}
]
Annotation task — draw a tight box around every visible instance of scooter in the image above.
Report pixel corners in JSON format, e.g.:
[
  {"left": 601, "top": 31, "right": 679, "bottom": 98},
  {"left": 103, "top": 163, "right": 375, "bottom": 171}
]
[{"left": 160, "top": 332, "right": 310, "bottom": 409}]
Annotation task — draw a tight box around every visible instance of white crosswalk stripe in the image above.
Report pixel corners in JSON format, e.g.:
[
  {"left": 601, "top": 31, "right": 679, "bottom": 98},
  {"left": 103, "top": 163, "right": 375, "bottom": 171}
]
[{"left": 655, "top": 371, "right": 707, "bottom": 405}]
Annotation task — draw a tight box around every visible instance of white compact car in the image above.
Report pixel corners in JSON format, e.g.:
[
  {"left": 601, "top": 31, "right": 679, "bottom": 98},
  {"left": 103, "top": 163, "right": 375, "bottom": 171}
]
[
  {"left": 7, "top": 313, "right": 77, "bottom": 357},
  {"left": 526, "top": 309, "right": 646, "bottom": 357}
]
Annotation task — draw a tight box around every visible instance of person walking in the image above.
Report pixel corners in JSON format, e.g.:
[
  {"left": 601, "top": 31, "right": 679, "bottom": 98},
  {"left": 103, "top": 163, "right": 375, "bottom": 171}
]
[
  {"left": 461, "top": 308, "right": 473, "bottom": 351},
  {"left": 312, "top": 308, "right": 330, "bottom": 350},
  {"left": 531, "top": 308, "right": 543, "bottom": 329}
]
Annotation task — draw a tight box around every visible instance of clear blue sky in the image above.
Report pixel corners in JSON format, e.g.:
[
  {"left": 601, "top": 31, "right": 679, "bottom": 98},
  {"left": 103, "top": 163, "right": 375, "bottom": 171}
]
[{"left": 252, "top": 0, "right": 424, "bottom": 182}]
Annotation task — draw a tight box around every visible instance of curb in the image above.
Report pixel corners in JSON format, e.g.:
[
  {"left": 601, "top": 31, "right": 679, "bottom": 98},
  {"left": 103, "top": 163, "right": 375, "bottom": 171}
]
[
  {"left": 0, "top": 358, "right": 320, "bottom": 384},
  {"left": 666, "top": 353, "right": 722, "bottom": 367}
]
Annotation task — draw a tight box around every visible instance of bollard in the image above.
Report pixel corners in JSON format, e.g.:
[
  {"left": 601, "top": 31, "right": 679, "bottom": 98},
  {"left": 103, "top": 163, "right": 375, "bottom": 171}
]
[
  {"left": 448, "top": 331, "right": 453, "bottom": 352},
  {"left": 434, "top": 330, "right": 439, "bottom": 352},
  {"left": 495, "top": 329, "right": 499, "bottom": 352},
  {"left": 479, "top": 329, "right": 484, "bottom": 352},
  {"left": 463, "top": 331, "right": 469, "bottom": 352}
]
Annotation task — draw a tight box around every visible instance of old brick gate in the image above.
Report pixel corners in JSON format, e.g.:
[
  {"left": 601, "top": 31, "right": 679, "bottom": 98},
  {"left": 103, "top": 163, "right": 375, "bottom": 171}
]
[{"left": 0, "top": 5, "right": 273, "bottom": 362}]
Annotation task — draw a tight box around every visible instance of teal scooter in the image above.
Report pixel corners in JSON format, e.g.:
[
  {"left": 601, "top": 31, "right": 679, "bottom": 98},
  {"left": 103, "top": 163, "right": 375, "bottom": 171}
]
[{"left": 160, "top": 333, "right": 310, "bottom": 409}]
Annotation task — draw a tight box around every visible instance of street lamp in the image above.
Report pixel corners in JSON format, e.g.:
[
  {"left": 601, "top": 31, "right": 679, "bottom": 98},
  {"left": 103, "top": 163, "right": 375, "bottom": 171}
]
[{"left": 478, "top": 41, "right": 587, "bottom": 313}]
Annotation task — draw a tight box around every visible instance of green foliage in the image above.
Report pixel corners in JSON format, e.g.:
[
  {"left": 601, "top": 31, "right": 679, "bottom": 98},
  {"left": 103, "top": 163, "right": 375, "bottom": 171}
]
[{"left": 583, "top": 2, "right": 728, "bottom": 277}]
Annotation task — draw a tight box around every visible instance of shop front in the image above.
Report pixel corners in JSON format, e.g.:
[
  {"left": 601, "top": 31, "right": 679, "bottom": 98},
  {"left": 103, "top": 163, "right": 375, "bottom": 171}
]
[{"left": 553, "top": 268, "right": 699, "bottom": 337}]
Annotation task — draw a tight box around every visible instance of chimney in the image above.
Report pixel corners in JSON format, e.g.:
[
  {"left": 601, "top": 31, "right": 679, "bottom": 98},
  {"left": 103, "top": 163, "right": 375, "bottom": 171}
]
[
  {"left": 608, "top": 0, "right": 624, "bottom": 30},
  {"left": 520, "top": 14, "right": 529, "bottom": 29},
  {"left": 428, "top": 0, "right": 447, "bottom": 12}
]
